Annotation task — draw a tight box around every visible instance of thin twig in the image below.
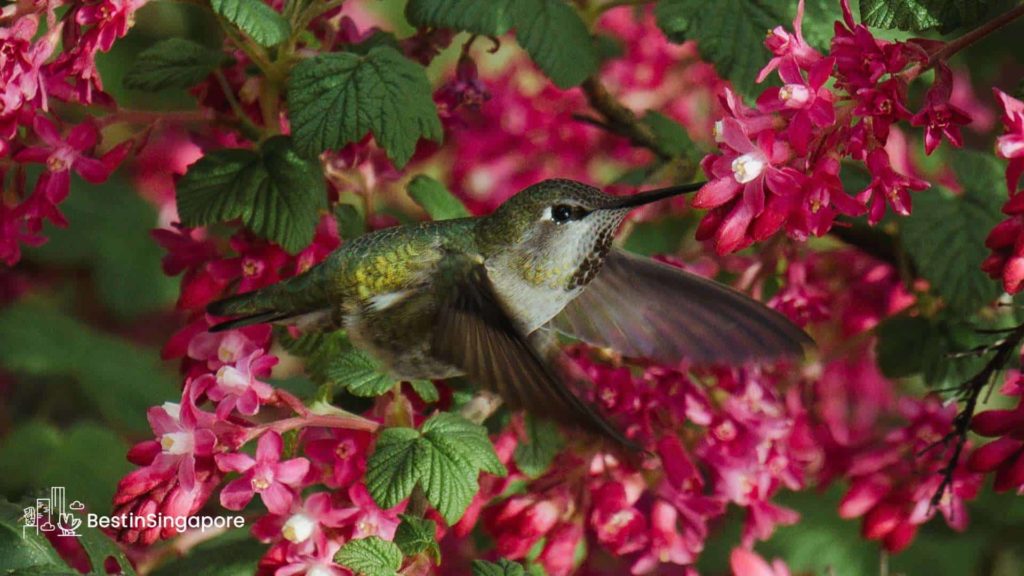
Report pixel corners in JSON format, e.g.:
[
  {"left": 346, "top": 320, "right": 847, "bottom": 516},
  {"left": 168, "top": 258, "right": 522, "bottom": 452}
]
[
  {"left": 927, "top": 4, "right": 1024, "bottom": 67},
  {"left": 927, "top": 322, "right": 1024, "bottom": 507},
  {"left": 579, "top": 76, "right": 670, "bottom": 160}
]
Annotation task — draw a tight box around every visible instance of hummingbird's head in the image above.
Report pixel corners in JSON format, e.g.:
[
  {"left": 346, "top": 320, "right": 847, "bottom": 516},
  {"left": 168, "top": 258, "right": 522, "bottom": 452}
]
[{"left": 479, "top": 179, "right": 700, "bottom": 290}]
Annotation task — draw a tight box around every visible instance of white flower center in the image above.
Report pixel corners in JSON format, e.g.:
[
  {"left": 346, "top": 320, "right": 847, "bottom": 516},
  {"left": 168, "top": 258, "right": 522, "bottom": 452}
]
[
  {"left": 282, "top": 513, "right": 316, "bottom": 543},
  {"left": 216, "top": 365, "right": 249, "bottom": 392},
  {"left": 161, "top": 402, "right": 181, "bottom": 421},
  {"left": 731, "top": 152, "right": 766, "bottom": 184},
  {"left": 160, "top": 432, "right": 194, "bottom": 455},
  {"left": 308, "top": 565, "right": 334, "bottom": 576},
  {"left": 779, "top": 84, "right": 811, "bottom": 107}
]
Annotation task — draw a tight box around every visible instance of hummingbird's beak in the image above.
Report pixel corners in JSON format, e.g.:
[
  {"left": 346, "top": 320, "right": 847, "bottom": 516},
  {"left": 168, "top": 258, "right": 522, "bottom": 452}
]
[{"left": 602, "top": 181, "right": 706, "bottom": 210}]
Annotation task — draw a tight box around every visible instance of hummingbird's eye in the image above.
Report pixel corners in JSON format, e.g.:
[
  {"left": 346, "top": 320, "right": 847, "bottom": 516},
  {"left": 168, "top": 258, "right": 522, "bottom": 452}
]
[{"left": 550, "top": 204, "right": 585, "bottom": 223}]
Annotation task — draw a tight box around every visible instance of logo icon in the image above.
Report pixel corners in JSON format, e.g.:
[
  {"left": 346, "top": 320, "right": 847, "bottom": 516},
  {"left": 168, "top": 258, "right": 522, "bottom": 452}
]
[{"left": 22, "top": 487, "right": 82, "bottom": 538}]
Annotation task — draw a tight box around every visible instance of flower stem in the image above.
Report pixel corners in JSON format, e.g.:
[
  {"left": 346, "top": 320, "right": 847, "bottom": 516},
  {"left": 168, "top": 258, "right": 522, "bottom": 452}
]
[
  {"left": 928, "top": 3, "right": 1024, "bottom": 67},
  {"left": 243, "top": 413, "right": 379, "bottom": 445},
  {"left": 213, "top": 70, "right": 264, "bottom": 141}
]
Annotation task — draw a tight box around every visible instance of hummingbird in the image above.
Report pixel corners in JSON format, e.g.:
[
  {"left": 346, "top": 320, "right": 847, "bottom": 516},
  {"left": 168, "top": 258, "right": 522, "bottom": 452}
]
[{"left": 207, "top": 179, "right": 811, "bottom": 449}]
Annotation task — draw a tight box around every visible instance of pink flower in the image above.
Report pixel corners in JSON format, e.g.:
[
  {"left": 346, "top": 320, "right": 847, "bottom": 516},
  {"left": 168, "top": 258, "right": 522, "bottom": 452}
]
[
  {"left": 757, "top": 57, "right": 836, "bottom": 155},
  {"left": 968, "top": 380, "right": 1024, "bottom": 493},
  {"left": 730, "top": 548, "right": 791, "bottom": 576},
  {"left": 198, "top": 349, "right": 277, "bottom": 419},
  {"left": 252, "top": 492, "right": 356, "bottom": 550},
  {"left": 757, "top": 0, "right": 820, "bottom": 83},
  {"left": 304, "top": 428, "right": 373, "bottom": 489},
  {"left": 629, "top": 500, "right": 696, "bottom": 574},
  {"left": 484, "top": 492, "right": 562, "bottom": 559},
  {"left": 995, "top": 89, "right": 1024, "bottom": 192},
  {"left": 590, "top": 482, "right": 648, "bottom": 555},
  {"left": 75, "top": 0, "right": 148, "bottom": 53},
  {"left": 340, "top": 483, "right": 402, "bottom": 540},
  {"left": 217, "top": 431, "right": 311, "bottom": 515},
  {"left": 14, "top": 116, "right": 127, "bottom": 227},
  {"left": 275, "top": 538, "right": 346, "bottom": 576},
  {"left": 859, "top": 148, "right": 929, "bottom": 224},
  {"left": 910, "top": 66, "right": 971, "bottom": 155},
  {"left": 187, "top": 324, "right": 272, "bottom": 371},
  {"left": 695, "top": 115, "right": 799, "bottom": 253}
]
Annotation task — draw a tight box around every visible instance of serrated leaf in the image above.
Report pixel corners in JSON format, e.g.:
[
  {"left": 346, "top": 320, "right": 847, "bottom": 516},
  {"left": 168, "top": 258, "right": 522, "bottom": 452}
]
[
  {"left": 655, "top": 0, "right": 787, "bottom": 98},
  {"left": 211, "top": 0, "right": 290, "bottom": 47},
  {"left": 365, "top": 413, "right": 506, "bottom": 523},
  {"left": 404, "top": 0, "right": 597, "bottom": 88},
  {"left": 323, "top": 346, "right": 396, "bottom": 397},
  {"left": 510, "top": 0, "right": 598, "bottom": 88},
  {"left": 0, "top": 500, "right": 69, "bottom": 574},
  {"left": 177, "top": 136, "right": 326, "bottom": 252},
  {"left": 334, "top": 536, "right": 403, "bottom": 576},
  {"left": 421, "top": 413, "right": 506, "bottom": 476},
  {"left": 405, "top": 0, "right": 516, "bottom": 35},
  {"left": 409, "top": 380, "right": 439, "bottom": 403},
  {"left": 365, "top": 427, "right": 422, "bottom": 509},
  {"left": 407, "top": 175, "right": 470, "bottom": 221},
  {"left": 859, "top": 0, "right": 989, "bottom": 32},
  {"left": 472, "top": 559, "right": 528, "bottom": 576},
  {"left": 901, "top": 151, "right": 1004, "bottom": 314},
  {"left": 124, "top": 38, "right": 228, "bottom": 91},
  {"left": 288, "top": 47, "right": 442, "bottom": 167},
  {"left": 513, "top": 414, "right": 564, "bottom": 477},
  {"left": 394, "top": 515, "right": 440, "bottom": 562}
]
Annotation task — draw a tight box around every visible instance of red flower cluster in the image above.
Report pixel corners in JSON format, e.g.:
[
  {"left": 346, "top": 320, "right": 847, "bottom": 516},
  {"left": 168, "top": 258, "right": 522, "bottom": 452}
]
[
  {"left": 694, "top": 0, "right": 974, "bottom": 254},
  {"left": 983, "top": 90, "right": 1024, "bottom": 293},
  {"left": 969, "top": 374, "right": 1024, "bottom": 493},
  {"left": 0, "top": 1, "right": 141, "bottom": 265}
]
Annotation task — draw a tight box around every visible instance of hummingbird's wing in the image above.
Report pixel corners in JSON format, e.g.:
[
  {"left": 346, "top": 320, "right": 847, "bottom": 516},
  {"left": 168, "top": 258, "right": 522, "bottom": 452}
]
[
  {"left": 432, "top": 262, "right": 640, "bottom": 451},
  {"left": 552, "top": 249, "right": 812, "bottom": 365}
]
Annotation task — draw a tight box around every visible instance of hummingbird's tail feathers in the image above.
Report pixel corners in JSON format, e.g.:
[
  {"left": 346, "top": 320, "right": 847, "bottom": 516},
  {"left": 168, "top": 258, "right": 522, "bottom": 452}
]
[
  {"left": 206, "top": 268, "right": 333, "bottom": 333},
  {"left": 432, "top": 261, "right": 643, "bottom": 452},
  {"left": 207, "top": 310, "right": 295, "bottom": 332},
  {"left": 552, "top": 249, "right": 813, "bottom": 365}
]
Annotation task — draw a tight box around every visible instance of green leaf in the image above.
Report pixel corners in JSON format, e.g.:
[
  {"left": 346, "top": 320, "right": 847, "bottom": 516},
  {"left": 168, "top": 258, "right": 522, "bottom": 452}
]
[
  {"left": 655, "top": 0, "right": 787, "bottom": 98},
  {"left": 334, "top": 536, "right": 403, "bottom": 576},
  {"left": 859, "top": 0, "right": 989, "bottom": 32},
  {"left": 28, "top": 177, "right": 177, "bottom": 319},
  {"left": 405, "top": 0, "right": 516, "bottom": 36},
  {"left": 0, "top": 423, "right": 131, "bottom": 515},
  {"left": 365, "top": 413, "right": 506, "bottom": 523},
  {"left": 0, "top": 301, "right": 178, "bottom": 434},
  {"left": 509, "top": 0, "right": 598, "bottom": 88},
  {"left": 0, "top": 500, "right": 69, "bottom": 574},
  {"left": 901, "top": 151, "right": 1004, "bottom": 314},
  {"left": 151, "top": 530, "right": 265, "bottom": 576},
  {"left": 123, "top": 38, "right": 228, "bottom": 91},
  {"left": 404, "top": 0, "right": 598, "bottom": 88},
  {"left": 407, "top": 175, "right": 470, "bottom": 221},
  {"left": 323, "top": 346, "right": 397, "bottom": 397},
  {"left": 210, "top": 0, "right": 290, "bottom": 47},
  {"left": 177, "top": 136, "right": 326, "bottom": 252},
  {"left": 335, "top": 204, "right": 367, "bottom": 239},
  {"left": 642, "top": 111, "right": 703, "bottom": 163},
  {"left": 288, "top": 46, "right": 442, "bottom": 167},
  {"left": 513, "top": 414, "right": 564, "bottom": 477},
  {"left": 875, "top": 315, "right": 932, "bottom": 378},
  {"left": 409, "top": 380, "right": 439, "bottom": 403},
  {"left": 394, "top": 515, "right": 440, "bottom": 562},
  {"left": 472, "top": 559, "right": 528, "bottom": 576}
]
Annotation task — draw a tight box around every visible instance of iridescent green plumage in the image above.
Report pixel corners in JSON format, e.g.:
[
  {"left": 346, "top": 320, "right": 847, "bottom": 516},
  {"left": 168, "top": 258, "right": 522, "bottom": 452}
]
[{"left": 208, "top": 179, "right": 811, "bottom": 450}]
